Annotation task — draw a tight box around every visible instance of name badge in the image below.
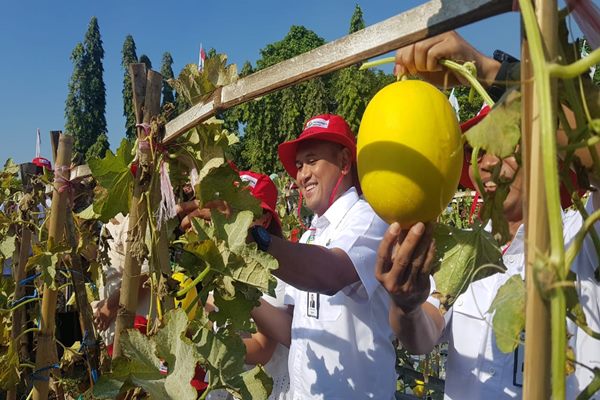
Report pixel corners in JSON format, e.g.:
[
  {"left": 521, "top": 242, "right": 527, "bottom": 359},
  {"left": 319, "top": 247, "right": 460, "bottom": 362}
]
[
  {"left": 513, "top": 331, "right": 525, "bottom": 387},
  {"left": 307, "top": 292, "right": 319, "bottom": 318}
]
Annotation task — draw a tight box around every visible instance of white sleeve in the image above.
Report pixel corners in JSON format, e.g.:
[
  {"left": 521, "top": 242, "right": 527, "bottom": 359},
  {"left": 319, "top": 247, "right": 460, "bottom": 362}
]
[
  {"left": 284, "top": 283, "right": 296, "bottom": 306},
  {"left": 425, "top": 275, "right": 441, "bottom": 309},
  {"left": 327, "top": 204, "right": 388, "bottom": 299}
]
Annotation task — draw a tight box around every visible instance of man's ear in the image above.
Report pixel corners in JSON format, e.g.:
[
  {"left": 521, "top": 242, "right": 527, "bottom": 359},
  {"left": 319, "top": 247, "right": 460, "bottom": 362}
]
[{"left": 339, "top": 147, "right": 352, "bottom": 175}]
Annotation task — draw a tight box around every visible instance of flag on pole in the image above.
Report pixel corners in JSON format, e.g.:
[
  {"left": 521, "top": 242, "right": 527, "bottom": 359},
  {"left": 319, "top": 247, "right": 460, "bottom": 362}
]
[
  {"left": 35, "top": 128, "right": 41, "bottom": 158},
  {"left": 581, "top": 40, "right": 597, "bottom": 79},
  {"left": 449, "top": 88, "right": 461, "bottom": 120},
  {"left": 198, "top": 44, "right": 206, "bottom": 72}
]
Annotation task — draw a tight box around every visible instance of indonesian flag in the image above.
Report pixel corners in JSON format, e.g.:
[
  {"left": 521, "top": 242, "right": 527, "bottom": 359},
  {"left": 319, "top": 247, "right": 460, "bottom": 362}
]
[{"left": 198, "top": 44, "right": 206, "bottom": 72}]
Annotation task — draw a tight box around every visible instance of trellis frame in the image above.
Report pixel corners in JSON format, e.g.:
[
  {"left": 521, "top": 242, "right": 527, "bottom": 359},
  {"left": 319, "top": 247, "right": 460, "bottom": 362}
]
[{"left": 159, "top": 0, "right": 556, "bottom": 398}]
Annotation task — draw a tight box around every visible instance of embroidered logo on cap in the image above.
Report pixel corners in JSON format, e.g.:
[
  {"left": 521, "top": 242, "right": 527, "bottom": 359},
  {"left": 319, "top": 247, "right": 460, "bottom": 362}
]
[
  {"left": 240, "top": 174, "right": 258, "bottom": 188},
  {"left": 305, "top": 118, "right": 329, "bottom": 129}
]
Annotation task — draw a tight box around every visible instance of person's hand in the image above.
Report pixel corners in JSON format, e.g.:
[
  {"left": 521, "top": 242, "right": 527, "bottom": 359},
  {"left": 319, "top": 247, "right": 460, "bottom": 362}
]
[
  {"left": 394, "top": 31, "right": 499, "bottom": 88},
  {"left": 93, "top": 299, "right": 118, "bottom": 332},
  {"left": 375, "top": 222, "right": 436, "bottom": 314},
  {"left": 176, "top": 199, "right": 232, "bottom": 232}
]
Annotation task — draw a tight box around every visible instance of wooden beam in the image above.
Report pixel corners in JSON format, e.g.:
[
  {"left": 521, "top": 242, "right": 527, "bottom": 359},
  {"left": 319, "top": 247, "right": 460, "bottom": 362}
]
[{"left": 164, "top": 0, "right": 513, "bottom": 143}]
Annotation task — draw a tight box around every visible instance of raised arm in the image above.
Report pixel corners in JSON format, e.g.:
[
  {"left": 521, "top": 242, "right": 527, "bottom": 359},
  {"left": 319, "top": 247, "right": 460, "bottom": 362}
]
[
  {"left": 375, "top": 222, "right": 444, "bottom": 355},
  {"left": 267, "top": 237, "right": 359, "bottom": 295},
  {"left": 394, "top": 30, "right": 501, "bottom": 89}
]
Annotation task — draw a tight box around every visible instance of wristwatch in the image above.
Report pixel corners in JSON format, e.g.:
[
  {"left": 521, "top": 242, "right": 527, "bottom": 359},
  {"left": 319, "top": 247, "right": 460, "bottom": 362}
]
[
  {"left": 487, "top": 49, "right": 520, "bottom": 102},
  {"left": 250, "top": 225, "right": 271, "bottom": 252}
]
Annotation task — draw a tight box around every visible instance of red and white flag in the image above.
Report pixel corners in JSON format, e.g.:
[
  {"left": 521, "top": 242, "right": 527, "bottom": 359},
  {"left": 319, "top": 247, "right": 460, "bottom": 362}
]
[{"left": 198, "top": 44, "right": 206, "bottom": 72}]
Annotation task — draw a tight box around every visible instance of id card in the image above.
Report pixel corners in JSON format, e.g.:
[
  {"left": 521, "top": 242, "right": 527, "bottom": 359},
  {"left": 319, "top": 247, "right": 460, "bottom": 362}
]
[
  {"left": 513, "top": 331, "right": 525, "bottom": 387},
  {"left": 307, "top": 292, "right": 319, "bottom": 318}
]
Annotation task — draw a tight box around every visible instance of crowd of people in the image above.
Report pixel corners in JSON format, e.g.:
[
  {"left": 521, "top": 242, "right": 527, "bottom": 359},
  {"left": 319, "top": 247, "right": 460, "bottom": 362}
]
[{"left": 90, "top": 31, "right": 600, "bottom": 399}]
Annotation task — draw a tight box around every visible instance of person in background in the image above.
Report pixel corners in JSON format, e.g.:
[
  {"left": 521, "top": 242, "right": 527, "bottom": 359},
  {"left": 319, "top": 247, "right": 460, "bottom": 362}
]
[
  {"left": 178, "top": 170, "right": 291, "bottom": 400},
  {"left": 377, "top": 30, "right": 600, "bottom": 399}
]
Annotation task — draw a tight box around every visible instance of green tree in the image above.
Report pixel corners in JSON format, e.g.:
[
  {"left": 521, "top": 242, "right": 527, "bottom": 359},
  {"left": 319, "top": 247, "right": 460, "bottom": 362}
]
[
  {"left": 139, "top": 54, "right": 152, "bottom": 69},
  {"left": 65, "top": 17, "right": 107, "bottom": 162},
  {"left": 349, "top": 4, "right": 365, "bottom": 33},
  {"left": 332, "top": 5, "right": 378, "bottom": 134},
  {"left": 453, "top": 86, "right": 484, "bottom": 122},
  {"left": 86, "top": 132, "right": 110, "bottom": 160},
  {"left": 121, "top": 35, "right": 138, "bottom": 141},
  {"left": 239, "top": 26, "right": 330, "bottom": 173},
  {"left": 160, "top": 52, "right": 175, "bottom": 112},
  {"left": 65, "top": 43, "right": 86, "bottom": 153}
]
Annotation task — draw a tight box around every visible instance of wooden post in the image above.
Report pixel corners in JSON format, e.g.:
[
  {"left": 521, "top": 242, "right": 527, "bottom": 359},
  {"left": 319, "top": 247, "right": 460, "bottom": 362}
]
[
  {"left": 112, "top": 65, "right": 162, "bottom": 358},
  {"left": 521, "top": 0, "right": 558, "bottom": 398},
  {"left": 33, "top": 134, "right": 72, "bottom": 400},
  {"left": 50, "top": 131, "right": 61, "bottom": 162},
  {"left": 7, "top": 226, "right": 32, "bottom": 400},
  {"left": 64, "top": 210, "right": 100, "bottom": 384}
]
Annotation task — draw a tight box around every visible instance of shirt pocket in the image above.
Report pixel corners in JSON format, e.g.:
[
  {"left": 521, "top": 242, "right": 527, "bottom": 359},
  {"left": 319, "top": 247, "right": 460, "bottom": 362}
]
[
  {"left": 314, "top": 292, "right": 343, "bottom": 322},
  {"left": 452, "top": 285, "right": 489, "bottom": 321}
]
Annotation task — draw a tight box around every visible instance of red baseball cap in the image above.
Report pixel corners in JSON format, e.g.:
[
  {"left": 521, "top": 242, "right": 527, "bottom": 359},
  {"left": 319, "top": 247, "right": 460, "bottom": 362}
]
[
  {"left": 239, "top": 170, "right": 281, "bottom": 229},
  {"left": 278, "top": 114, "right": 356, "bottom": 178},
  {"left": 32, "top": 157, "right": 52, "bottom": 170},
  {"left": 459, "top": 105, "right": 491, "bottom": 189}
]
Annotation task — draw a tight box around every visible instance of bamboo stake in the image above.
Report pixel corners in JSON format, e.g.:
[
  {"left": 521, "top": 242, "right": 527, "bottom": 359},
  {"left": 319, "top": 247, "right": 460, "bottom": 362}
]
[
  {"left": 33, "top": 134, "right": 73, "bottom": 400},
  {"left": 7, "top": 226, "right": 32, "bottom": 400},
  {"left": 64, "top": 209, "right": 100, "bottom": 384},
  {"left": 112, "top": 65, "right": 162, "bottom": 358},
  {"left": 521, "top": 0, "right": 559, "bottom": 398}
]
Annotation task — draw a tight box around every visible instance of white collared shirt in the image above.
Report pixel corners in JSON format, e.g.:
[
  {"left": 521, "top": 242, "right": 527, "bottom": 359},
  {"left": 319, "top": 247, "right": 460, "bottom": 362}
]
[
  {"left": 284, "top": 187, "right": 397, "bottom": 400},
  {"left": 442, "top": 195, "right": 600, "bottom": 400}
]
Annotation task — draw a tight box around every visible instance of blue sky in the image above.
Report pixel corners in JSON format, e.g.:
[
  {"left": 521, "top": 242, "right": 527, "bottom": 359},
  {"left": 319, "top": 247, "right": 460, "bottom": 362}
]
[{"left": 0, "top": 0, "right": 568, "bottom": 165}]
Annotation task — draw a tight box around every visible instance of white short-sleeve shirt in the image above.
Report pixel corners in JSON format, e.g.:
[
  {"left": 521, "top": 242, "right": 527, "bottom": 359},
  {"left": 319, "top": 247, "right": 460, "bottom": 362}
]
[
  {"left": 283, "top": 187, "right": 397, "bottom": 400},
  {"left": 442, "top": 195, "right": 600, "bottom": 400}
]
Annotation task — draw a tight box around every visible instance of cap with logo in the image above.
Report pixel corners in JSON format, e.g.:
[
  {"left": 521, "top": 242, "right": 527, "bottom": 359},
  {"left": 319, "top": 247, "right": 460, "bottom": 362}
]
[
  {"left": 239, "top": 170, "right": 281, "bottom": 229},
  {"left": 277, "top": 114, "right": 356, "bottom": 179},
  {"left": 32, "top": 157, "right": 52, "bottom": 171}
]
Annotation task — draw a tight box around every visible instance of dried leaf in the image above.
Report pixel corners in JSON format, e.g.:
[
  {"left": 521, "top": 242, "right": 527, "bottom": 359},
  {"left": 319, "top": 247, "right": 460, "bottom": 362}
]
[{"left": 0, "top": 342, "right": 20, "bottom": 390}]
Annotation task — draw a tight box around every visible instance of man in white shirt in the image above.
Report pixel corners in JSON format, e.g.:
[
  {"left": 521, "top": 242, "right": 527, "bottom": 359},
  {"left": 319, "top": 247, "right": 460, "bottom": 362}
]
[
  {"left": 376, "top": 31, "right": 600, "bottom": 399},
  {"left": 249, "top": 114, "right": 439, "bottom": 399}
]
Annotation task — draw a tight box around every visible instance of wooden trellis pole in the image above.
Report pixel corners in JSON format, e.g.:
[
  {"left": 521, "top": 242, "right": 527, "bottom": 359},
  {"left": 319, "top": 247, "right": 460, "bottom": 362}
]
[
  {"left": 163, "top": 0, "right": 513, "bottom": 144},
  {"left": 64, "top": 208, "right": 100, "bottom": 384},
  {"left": 112, "top": 64, "right": 162, "bottom": 358},
  {"left": 7, "top": 225, "right": 32, "bottom": 400},
  {"left": 33, "top": 134, "right": 72, "bottom": 400}
]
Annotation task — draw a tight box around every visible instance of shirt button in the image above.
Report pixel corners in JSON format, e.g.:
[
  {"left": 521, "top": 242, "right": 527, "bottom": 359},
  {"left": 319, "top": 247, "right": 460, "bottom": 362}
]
[
  {"left": 489, "top": 368, "right": 496, "bottom": 376},
  {"left": 457, "top": 299, "right": 463, "bottom": 306}
]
